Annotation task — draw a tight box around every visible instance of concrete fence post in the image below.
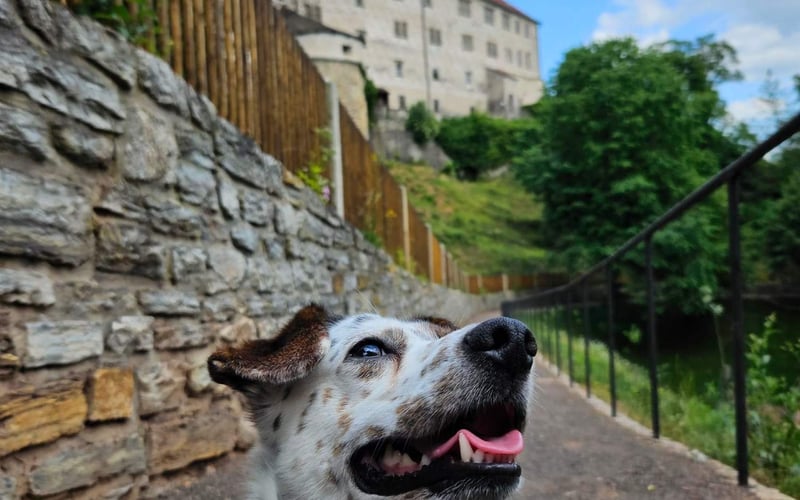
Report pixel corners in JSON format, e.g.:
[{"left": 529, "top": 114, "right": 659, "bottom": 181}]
[
  {"left": 477, "top": 274, "right": 483, "bottom": 293},
  {"left": 502, "top": 273, "right": 509, "bottom": 294},
  {"left": 426, "top": 224, "right": 434, "bottom": 281},
  {"left": 325, "top": 80, "right": 345, "bottom": 219},
  {"left": 440, "top": 243, "right": 447, "bottom": 285},
  {"left": 400, "top": 185, "right": 411, "bottom": 272}
]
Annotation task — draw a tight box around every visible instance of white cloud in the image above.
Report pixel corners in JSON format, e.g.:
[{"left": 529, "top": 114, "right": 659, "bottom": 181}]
[
  {"left": 727, "top": 97, "right": 785, "bottom": 123},
  {"left": 591, "top": 0, "right": 800, "bottom": 129}
]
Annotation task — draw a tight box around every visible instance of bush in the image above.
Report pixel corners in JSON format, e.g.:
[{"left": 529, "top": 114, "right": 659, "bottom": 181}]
[{"left": 405, "top": 102, "right": 439, "bottom": 146}]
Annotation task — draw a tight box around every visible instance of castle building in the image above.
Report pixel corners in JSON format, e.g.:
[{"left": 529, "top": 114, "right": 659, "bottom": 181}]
[{"left": 276, "top": 0, "right": 543, "bottom": 121}]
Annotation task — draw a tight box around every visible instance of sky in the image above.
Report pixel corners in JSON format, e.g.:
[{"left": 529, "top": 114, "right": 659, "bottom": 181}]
[{"left": 511, "top": 0, "right": 800, "bottom": 136}]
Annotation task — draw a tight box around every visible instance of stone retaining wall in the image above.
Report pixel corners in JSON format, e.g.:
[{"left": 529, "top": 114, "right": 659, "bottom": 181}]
[{"left": 0, "top": 2, "right": 507, "bottom": 498}]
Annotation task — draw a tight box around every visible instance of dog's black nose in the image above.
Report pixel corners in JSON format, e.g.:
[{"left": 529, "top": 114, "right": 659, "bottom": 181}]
[{"left": 463, "top": 317, "right": 537, "bottom": 375}]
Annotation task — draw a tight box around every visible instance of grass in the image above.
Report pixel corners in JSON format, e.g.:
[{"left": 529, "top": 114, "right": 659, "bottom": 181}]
[
  {"left": 386, "top": 162, "right": 548, "bottom": 275},
  {"left": 519, "top": 311, "right": 800, "bottom": 498}
]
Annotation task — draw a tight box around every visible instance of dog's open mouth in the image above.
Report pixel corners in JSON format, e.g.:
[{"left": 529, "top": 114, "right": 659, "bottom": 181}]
[{"left": 350, "top": 402, "right": 526, "bottom": 496}]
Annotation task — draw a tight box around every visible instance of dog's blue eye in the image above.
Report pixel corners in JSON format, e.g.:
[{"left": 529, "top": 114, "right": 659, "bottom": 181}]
[{"left": 349, "top": 340, "right": 387, "bottom": 358}]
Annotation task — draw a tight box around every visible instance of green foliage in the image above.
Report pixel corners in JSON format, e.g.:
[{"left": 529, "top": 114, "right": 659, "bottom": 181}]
[
  {"left": 436, "top": 112, "right": 537, "bottom": 180},
  {"left": 297, "top": 128, "right": 332, "bottom": 202},
  {"left": 404, "top": 102, "right": 439, "bottom": 145},
  {"left": 387, "top": 162, "right": 546, "bottom": 274},
  {"left": 361, "top": 67, "right": 379, "bottom": 124},
  {"left": 512, "top": 37, "right": 742, "bottom": 313},
  {"left": 70, "top": 0, "right": 159, "bottom": 50},
  {"left": 746, "top": 314, "right": 800, "bottom": 494}
]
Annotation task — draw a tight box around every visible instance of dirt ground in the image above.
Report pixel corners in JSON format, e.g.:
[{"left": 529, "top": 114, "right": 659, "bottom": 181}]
[{"left": 159, "top": 313, "right": 774, "bottom": 499}]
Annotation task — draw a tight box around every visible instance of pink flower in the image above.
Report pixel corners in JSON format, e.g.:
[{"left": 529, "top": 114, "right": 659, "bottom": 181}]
[{"left": 322, "top": 185, "right": 331, "bottom": 202}]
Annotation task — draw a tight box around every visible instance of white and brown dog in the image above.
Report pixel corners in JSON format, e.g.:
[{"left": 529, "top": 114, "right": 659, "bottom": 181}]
[{"left": 208, "top": 304, "right": 537, "bottom": 499}]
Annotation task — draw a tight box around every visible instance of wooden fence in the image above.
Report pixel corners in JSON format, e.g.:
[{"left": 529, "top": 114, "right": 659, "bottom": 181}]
[{"left": 96, "top": 0, "right": 558, "bottom": 293}]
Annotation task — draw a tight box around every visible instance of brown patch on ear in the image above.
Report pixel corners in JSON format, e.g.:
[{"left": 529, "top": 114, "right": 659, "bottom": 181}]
[
  {"left": 208, "top": 304, "right": 331, "bottom": 390},
  {"left": 415, "top": 316, "right": 458, "bottom": 337}
]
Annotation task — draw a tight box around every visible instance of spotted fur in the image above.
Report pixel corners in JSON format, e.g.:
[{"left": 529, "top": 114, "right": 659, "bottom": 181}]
[{"left": 208, "top": 305, "right": 535, "bottom": 500}]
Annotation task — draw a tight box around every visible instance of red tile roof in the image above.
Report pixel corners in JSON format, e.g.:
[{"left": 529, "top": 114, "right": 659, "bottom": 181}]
[{"left": 487, "top": 0, "right": 540, "bottom": 25}]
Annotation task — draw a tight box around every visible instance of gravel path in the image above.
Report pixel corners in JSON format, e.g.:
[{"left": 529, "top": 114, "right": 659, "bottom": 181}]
[{"left": 159, "top": 312, "right": 776, "bottom": 499}]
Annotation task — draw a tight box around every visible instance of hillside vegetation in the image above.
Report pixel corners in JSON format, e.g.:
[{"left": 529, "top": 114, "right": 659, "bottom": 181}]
[{"left": 387, "top": 163, "right": 547, "bottom": 275}]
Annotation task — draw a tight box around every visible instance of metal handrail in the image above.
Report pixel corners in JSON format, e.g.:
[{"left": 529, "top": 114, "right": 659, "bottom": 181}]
[{"left": 502, "top": 112, "right": 800, "bottom": 488}]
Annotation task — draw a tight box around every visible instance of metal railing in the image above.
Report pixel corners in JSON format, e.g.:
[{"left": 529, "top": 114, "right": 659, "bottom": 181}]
[{"left": 502, "top": 112, "right": 800, "bottom": 487}]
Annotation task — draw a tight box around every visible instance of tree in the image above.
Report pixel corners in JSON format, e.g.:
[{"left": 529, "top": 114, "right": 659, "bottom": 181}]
[
  {"left": 405, "top": 102, "right": 439, "bottom": 145},
  {"left": 513, "top": 37, "right": 742, "bottom": 313}
]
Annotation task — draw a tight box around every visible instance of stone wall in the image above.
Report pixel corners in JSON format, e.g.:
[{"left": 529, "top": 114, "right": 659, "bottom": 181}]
[
  {"left": 0, "top": 2, "right": 506, "bottom": 498},
  {"left": 371, "top": 114, "right": 452, "bottom": 169}
]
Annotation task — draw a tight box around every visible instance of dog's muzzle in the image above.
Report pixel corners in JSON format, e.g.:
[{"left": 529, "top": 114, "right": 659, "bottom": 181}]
[{"left": 463, "top": 317, "right": 537, "bottom": 377}]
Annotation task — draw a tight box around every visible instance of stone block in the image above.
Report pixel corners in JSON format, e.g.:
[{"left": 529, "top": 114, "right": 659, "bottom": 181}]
[
  {"left": 87, "top": 367, "right": 134, "bottom": 421},
  {"left": 0, "top": 168, "right": 93, "bottom": 266},
  {"left": 273, "top": 203, "right": 301, "bottom": 236},
  {"left": 152, "top": 319, "right": 209, "bottom": 350},
  {"left": 0, "top": 268, "right": 55, "bottom": 306},
  {"left": 135, "top": 358, "right": 185, "bottom": 416},
  {"left": 246, "top": 258, "right": 294, "bottom": 294},
  {"left": 108, "top": 315, "right": 154, "bottom": 354},
  {"left": 28, "top": 433, "right": 145, "bottom": 496},
  {"left": 17, "top": 0, "right": 56, "bottom": 45},
  {"left": 171, "top": 246, "right": 207, "bottom": 283},
  {"left": 145, "top": 196, "right": 204, "bottom": 239},
  {"left": 241, "top": 189, "right": 272, "bottom": 227},
  {"left": 23, "top": 320, "right": 104, "bottom": 368},
  {"left": 146, "top": 402, "right": 237, "bottom": 474},
  {"left": 118, "top": 107, "right": 178, "bottom": 182},
  {"left": 0, "top": 378, "right": 86, "bottom": 456},
  {"left": 216, "top": 317, "right": 257, "bottom": 343},
  {"left": 95, "top": 221, "right": 167, "bottom": 280},
  {"left": 187, "top": 87, "right": 216, "bottom": 132},
  {"left": 298, "top": 213, "right": 333, "bottom": 247},
  {"left": 0, "top": 102, "right": 50, "bottom": 161},
  {"left": 214, "top": 120, "right": 280, "bottom": 191},
  {"left": 230, "top": 223, "right": 259, "bottom": 254},
  {"left": 52, "top": 121, "right": 114, "bottom": 169},
  {"left": 217, "top": 177, "right": 241, "bottom": 220},
  {"left": 138, "top": 290, "right": 201, "bottom": 316},
  {"left": 175, "top": 123, "right": 215, "bottom": 170},
  {"left": 206, "top": 246, "right": 246, "bottom": 295},
  {"left": 0, "top": 476, "right": 16, "bottom": 500},
  {"left": 137, "top": 49, "right": 189, "bottom": 117},
  {"left": 202, "top": 293, "right": 242, "bottom": 322},
  {"left": 176, "top": 161, "right": 217, "bottom": 206}
]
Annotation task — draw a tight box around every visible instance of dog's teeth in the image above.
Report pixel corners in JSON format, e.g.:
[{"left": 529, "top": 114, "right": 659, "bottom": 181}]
[
  {"left": 421, "top": 454, "right": 431, "bottom": 466},
  {"left": 400, "top": 453, "right": 415, "bottom": 467},
  {"left": 458, "top": 433, "right": 473, "bottom": 462},
  {"left": 382, "top": 445, "right": 399, "bottom": 467},
  {"left": 472, "top": 450, "right": 485, "bottom": 463}
]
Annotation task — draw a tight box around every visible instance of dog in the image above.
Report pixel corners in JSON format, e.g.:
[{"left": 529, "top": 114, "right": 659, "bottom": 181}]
[{"left": 208, "top": 304, "right": 537, "bottom": 499}]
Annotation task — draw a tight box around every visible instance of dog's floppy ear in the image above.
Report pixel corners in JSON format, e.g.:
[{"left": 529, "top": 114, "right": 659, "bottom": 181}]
[{"left": 208, "top": 304, "right": 332, "bottom": 391}]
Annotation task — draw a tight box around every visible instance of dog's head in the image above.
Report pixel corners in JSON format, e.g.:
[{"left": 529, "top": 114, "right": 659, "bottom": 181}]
[{"left": 209, "top": 304, "right": 537, "bottom": 499}]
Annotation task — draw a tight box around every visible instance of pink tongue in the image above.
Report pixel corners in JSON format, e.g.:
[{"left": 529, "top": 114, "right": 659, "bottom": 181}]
[{"left": 430, "top": 429, "right": 524, "bottom": 459}]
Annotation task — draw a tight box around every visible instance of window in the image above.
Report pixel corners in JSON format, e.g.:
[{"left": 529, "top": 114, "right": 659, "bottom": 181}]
[
  {"left": 525, "top": 52, "right": 532, "bottom": 69},
  {"left": 424, "top": 0, "right": 432, "bottom": 6},
  {"left": 465, "top": 70, "right": 472, "bottom": 84},
  {"left": 502, "top": 12, "right": 510, "bottom": 30},
  {"left": 357, "top": 29, "right": 366, "bottom": 40},
  {"left": 398, "top": 95, "right": 406, "bottom": 110},
  {"left": 517, "top": 50, "right": 522, "bottom": 67},
  {"left": 433, "top": 99, "right": 439, "bottom": 113},
  {"left": 394, "top": 20, "right": 408, "bottom": 39},
  {"left": 303, "top": 3, "right": 321, "bottom": 22},
  {"left": 505, "top": 48, "right": 513, "bottom": 63},
  {"left": 355, "top": 0, "right": 363, "bottom": 6},
  {"left": 487, "top": 41, "right": 497, "bottom": 58},
  {"left": 429, "top": 28, "right": 442, "bottom": 46},
  {"left": 458, "top": 0, "right": 470, "bottom": 17},
  {"left": 515, "top": 20, "right": 520, "bottom": 34},
  {"left": 432, "top": 68, "right": 440, "bottom": 81},
  {"left": 508, "top": 94, "right": 515, "bottom": 111},
  {"left": 525, "top": 23, "right": 531, "bottom": 38},
  {"left": 461, "top": 34, "right": 473, "bottom": 51},
  {"left": 342, "top": 44, "right": 352, "bottom": 54},
  {"left": 484, "top": 6, "right": 494, "bottom": 24},
  {"left": 395, "top": 60, "right": 404, "bottom": 77}
]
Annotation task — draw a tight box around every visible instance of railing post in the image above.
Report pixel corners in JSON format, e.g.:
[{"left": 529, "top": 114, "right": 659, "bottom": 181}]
[
  {"left": 400, "top": 186, "right": 411, "bottom": 272},
  {"left": 566, "top": 291, "right": 574, "bottom": 386},
  {"left": 728, "top": 174, "right": 749, "bottom": 487},
  {"left": 553, "top": 298, "right": 561, "bottom": 374},
  {"left": 606, "top": 265, "right": 617, "bottom": 417},
  {"left": 440, "top": 243, "right": 447, "bottom": 285},
  {"left": 582, "top": 281, "right": 591, "bottom": 398},
  {"left": 325, "top": 80, "right": 345, "bottom": 219},
  {"left": 645, "top": 235, "right": 660, "bottom": 439}
]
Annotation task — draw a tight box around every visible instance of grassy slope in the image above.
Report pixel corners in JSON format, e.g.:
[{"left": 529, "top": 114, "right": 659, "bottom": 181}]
[{"left": 387, "top": 163, "right": 547, "bottom": 275}]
